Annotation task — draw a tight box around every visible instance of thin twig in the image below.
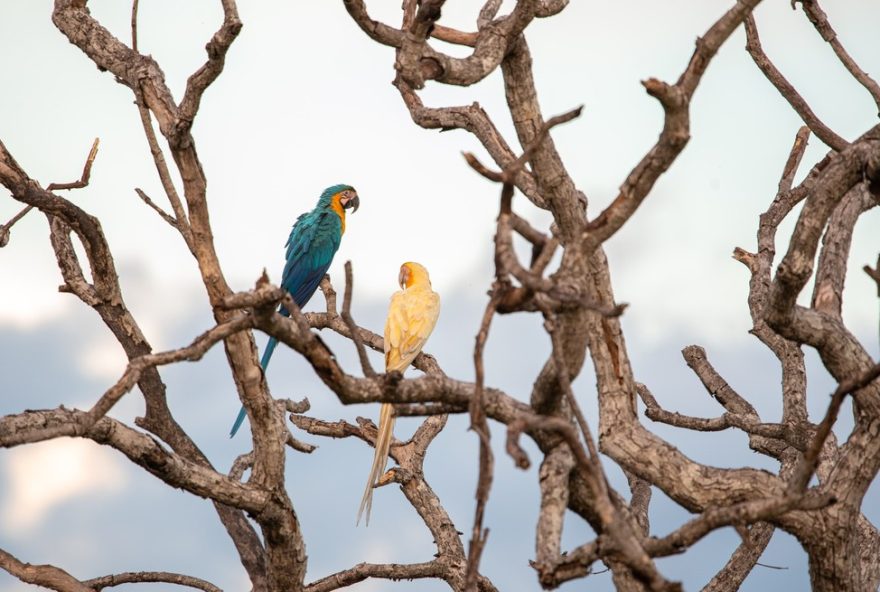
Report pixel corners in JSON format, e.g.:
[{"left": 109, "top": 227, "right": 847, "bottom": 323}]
[
  {"left": 864, "top": 254, "right": 880, "bottom": 297},
  {"left": 778, "top": 127, "right": 812, "bottom": 194},
  {"left": 744, "top": 15, "right": 847, "bottom": 151},
  {"left": 342, "top": 261, "right": 377, "bottom": 378},
  {"left": 46, "top": 138, "right": 100, "bottom": 191},
  {"left": 637, "top": 383, "right": 803, "bottom": 451},
  {"left": 463, "top": 105, "right": 583, "bottom": 184},
  {"left": 504, "top": 106, "right": 583, "bottom": 183},
  {"left": 643, "top": 492, "right": 832, "bottom": 560},
  {"left": 798, "top": 0, "right": 880, "bottom": 112},
  {"left": 134, "top": 187, "right": 178, "bottom": 228},
  {"left": 1, "top": 138, "right": 100, "bottom": 247},
  {"left": 584, "top": 0, "right": 762, "bottom": 250},
  {"left": 290, "top": 415, "right": 370, "bottom": 443},
  {"left": 178, "top": 0, "right": 242, "bottom": 126},
  {"left": 462, "top": 152, "right": 503, "bottom": 182},
  {"left": 756, "top": 561, "right": 789, "bottom": 570},
  {"left": 133, "top": 87, "right": 195, "bottom": 250},
  {"left": 0, "top": 205, "right": 32, "bottom": 247},
  {"left": 464, "top": 294, "right": 498, "bottom": 591},
  {"left": 130, "top": 0, "right": 139, "bottom": 52},
  {"left": 83, "top": 314, "right": 254, "bottom": 430},
  {"left": 285, "top": 430, "right": 317, "bottom": 454}
]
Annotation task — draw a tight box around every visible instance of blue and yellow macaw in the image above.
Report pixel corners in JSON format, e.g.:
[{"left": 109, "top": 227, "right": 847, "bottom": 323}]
[
  {"left": 357, "top": 262, "right": 440, "bottom": 525},
  {"left": 229, "top": 184, "right": 360, "bottom": 438}
]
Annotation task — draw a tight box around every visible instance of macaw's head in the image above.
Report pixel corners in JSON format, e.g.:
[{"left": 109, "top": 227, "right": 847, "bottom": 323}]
[
  {"left": 398, "top": 262, "right": 431, "bottom": 290},
  {"left": 318, "top": 184, "right": 360, "bottom": 215}
]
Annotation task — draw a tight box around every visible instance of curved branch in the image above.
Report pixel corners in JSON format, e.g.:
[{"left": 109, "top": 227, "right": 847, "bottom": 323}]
[
  {"left": 178, "top": 0, "right": 242, "bottom": 128},
  {"left": 798, "top": 0, "right": 880, "bottom": 113},
  {"left": 84, "top": 571, "right": 221, "bottom": 592},
  {"left": 743, "top": 15, "right": 848, "bottom": 151},
  {"left": 305, "top": 561, "right": 443, "bottom": 592},
  {"left": 394, "top": 80, "right": 544, "bottom": 207},
  {"left": 585, "top": 0, "right": 763, "bottom": 250},
  {"left": 83, "top": 314, "right": 254, "bottom": 430},
  {"left": 345, "top": 0, "right": 559, "bottom": 87}
]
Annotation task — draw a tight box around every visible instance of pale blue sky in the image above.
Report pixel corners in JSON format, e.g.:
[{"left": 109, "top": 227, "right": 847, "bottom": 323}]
[{"left": 1, "top": 1, "right": 878, "bottom": 591}]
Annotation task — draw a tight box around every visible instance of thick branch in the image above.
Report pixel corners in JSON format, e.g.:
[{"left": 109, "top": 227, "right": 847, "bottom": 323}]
[{"left": 0, "top": 409, "right": 270, "bottom": 511}]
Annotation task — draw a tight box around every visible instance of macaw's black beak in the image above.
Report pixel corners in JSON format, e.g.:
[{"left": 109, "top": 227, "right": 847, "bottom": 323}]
[{"left": 344, "top": 194, "right": 360, "bottom": 213}]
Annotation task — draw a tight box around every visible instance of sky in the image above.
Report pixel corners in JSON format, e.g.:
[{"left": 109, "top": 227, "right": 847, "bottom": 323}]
[{"left": 1, "top": 1, "right": 879, "bottom": 591}]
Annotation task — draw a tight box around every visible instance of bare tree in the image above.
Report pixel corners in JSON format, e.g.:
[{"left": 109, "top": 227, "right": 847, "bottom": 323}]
[{"left": 1, "top": 1, "right": 879, "bottom": 591}]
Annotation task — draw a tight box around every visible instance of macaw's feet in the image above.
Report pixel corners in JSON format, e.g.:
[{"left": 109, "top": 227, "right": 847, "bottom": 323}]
[{"left": 383, "top": 369, "right": 404, "bottom": 388}]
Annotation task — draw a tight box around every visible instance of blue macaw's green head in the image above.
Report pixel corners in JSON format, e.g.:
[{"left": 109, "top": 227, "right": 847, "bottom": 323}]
[{"left": 318, "top": 184, "right": 360, "bottom": 215}]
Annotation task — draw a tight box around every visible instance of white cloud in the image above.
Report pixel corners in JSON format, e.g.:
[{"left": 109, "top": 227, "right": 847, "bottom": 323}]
[
  {"left": 0, "top": 264, "right": 70, "bottom": 330},
  {"left": 2, "top": 439, "right": 127, "bottom": 532},
  {"left": 78, "top": 338, "right": 128, "bottom": 382}
]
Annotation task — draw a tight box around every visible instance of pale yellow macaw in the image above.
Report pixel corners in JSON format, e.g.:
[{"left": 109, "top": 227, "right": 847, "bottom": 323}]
[{"left": 357, "top": 262, "right": 440, "bottom": 526}]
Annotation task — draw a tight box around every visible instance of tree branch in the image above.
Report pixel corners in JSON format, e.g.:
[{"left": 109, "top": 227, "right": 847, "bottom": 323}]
[
  {"left": 798, "top": 0, "right": 880, "bottom": 113},
  {"left": 583, "top": 0, "right": 763, "bottom": 250},
  {"left": 84, "top": 571, "right": 222, "bottom": 592},
  {"left": 0, "top": 548, "right": 91, "bottom": 592},
  {"left": 743, "top": 15, "right": 848, "bottom": 151}
]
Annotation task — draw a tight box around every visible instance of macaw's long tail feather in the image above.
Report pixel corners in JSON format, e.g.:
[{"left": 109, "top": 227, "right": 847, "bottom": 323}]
[
  {"left": 229, "top": 337, "right": 280, "bottom": 438},
  {"left": 356, "top": 403, "right": 396, "bottom": 526},
  {"left": 229, "top": 406, "right": 248, "bottom": 439},
  {"left": 260, "top": 336, "right": 279, "bottom": 370}
]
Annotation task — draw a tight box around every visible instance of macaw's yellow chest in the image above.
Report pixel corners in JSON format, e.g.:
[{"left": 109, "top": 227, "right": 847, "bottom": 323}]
[{"left": 330, "top": 194, "right": 346, "bottom": 234}]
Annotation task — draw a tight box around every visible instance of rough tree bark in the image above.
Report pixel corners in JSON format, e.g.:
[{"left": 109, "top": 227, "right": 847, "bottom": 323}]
[{"left": 1, "top": 1, "right": 878, "bottom": 591}]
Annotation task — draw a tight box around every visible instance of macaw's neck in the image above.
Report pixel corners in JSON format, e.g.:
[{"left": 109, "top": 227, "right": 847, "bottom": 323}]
[
  {"left": 404, "top": 268, "right": 432, "bottom": 290},
  {"left": 330, "top": 194, "right": 346, "bottom": 234}
]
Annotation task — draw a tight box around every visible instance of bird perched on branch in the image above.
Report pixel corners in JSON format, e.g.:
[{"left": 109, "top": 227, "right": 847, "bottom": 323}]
[
  {"left": 357, "top": 261, "right": 440, "bottom": 525},
  {"left": 229, "top": 184, "right": 360, "bottom": 438}
]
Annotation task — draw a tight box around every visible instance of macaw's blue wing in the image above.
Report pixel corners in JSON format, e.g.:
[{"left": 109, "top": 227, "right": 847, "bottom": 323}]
[
  {"left": 280, "top": 211, "right": 342, "bottom": 312},
  {"left": 229, "top": 210, "right": 343, "bottom": 438}
]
